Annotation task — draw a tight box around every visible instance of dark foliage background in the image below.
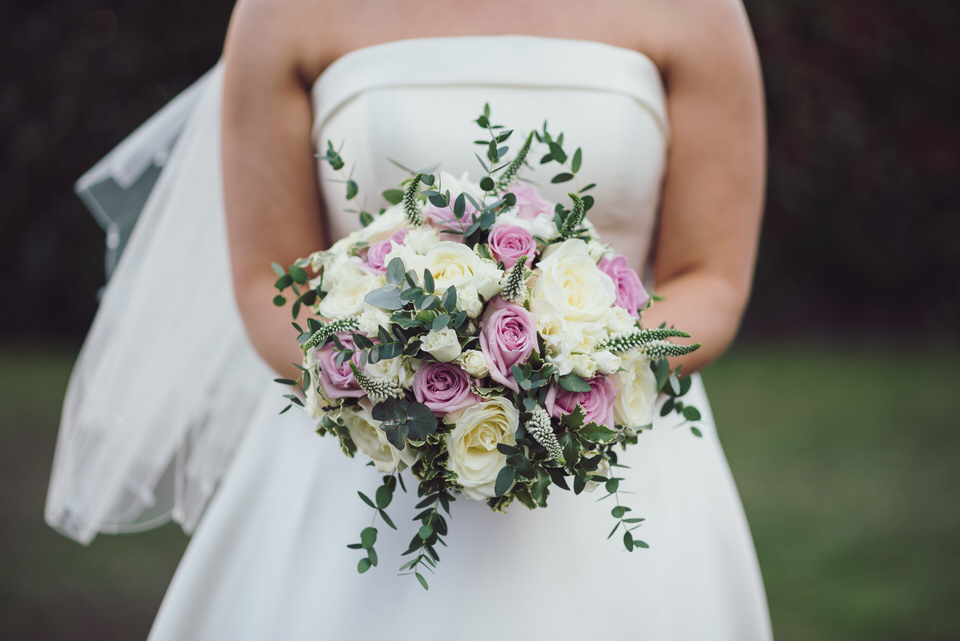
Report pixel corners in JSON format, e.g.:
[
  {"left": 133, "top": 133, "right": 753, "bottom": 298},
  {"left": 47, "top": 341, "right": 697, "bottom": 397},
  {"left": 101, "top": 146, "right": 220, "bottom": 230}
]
[{"left": 2, "top": 0, "right": 958, "bottom": 339}]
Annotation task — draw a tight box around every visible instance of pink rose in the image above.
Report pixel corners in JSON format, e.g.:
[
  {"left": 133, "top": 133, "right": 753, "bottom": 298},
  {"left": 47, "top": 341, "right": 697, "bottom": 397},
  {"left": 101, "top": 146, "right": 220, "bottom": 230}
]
[
  {"left": 545, "top": 375, "right": 617, "bottom": 428},
  {"left": 597, "top": 254, "right": 649, "bottom": 319},
  {"left": 504, "top": 183, "right": 554, "bottom": 220},
  {"left": 487, "top": 224, "right": 538, "bottom": 270},
  {"left": 412, "top": 361, "right": 478, "bottom": 416},
  {"left": 479, "top": 299, "right": 538, "bottom": 393},
  {"left": 364, "top": 228, "right": 408, "bottom": 274},
  {"left": 315, "top": 335, "right": 365, "bottom": 399},
  {"left": 425, "top": 200, "right": 477, "bottom": 242}
]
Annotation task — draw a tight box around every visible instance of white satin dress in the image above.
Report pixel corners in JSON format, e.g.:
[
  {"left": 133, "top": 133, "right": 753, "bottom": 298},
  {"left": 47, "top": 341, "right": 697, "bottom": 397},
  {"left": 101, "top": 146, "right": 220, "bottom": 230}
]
[{"left": 142, "top": 36, "right": 772, "bottom": 641}]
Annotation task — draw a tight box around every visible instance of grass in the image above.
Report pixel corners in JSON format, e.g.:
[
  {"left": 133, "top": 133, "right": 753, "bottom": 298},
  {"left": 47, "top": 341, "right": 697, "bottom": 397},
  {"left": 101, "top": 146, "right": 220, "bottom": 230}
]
[{"left": 1, "top": 340, "right": 958, "bottom": 640}]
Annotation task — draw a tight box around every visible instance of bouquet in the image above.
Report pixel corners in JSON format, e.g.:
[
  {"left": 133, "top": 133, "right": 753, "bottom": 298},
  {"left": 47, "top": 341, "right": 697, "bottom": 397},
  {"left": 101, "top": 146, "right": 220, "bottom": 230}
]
[{"left": 273, "top": 105, "right": 701, "bottom": 589}]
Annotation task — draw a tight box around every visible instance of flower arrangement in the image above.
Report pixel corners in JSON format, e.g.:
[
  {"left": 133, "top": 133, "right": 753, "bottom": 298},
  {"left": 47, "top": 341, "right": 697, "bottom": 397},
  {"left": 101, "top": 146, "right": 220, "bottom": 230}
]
[{"left": 273, "top": 105, "right": 701, "bottom": 589}]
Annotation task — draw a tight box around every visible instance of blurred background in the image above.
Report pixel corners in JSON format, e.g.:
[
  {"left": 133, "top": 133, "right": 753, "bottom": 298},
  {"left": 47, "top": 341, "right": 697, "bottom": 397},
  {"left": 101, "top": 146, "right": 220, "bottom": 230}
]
[{"left": 1, "top": 1, "right": 958, "bottom": 639}]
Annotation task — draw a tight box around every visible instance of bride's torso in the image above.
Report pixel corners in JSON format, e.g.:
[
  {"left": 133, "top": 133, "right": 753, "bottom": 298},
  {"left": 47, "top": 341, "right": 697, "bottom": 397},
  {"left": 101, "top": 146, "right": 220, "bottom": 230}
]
[{"left": 309, "top": 35, "right": 670, "bottom": 273}]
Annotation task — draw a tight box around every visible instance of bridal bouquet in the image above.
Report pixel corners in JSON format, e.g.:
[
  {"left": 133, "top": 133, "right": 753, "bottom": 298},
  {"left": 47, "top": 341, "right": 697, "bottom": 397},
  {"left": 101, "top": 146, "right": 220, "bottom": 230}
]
[{"left": 273, "top": 105, "right": 701, "bottom": 589}]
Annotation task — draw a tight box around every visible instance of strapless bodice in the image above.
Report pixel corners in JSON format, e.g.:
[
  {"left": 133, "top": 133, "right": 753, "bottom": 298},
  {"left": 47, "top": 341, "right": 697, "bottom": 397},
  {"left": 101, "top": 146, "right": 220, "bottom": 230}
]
[{"left": 310, "top": 36, "right": 669, "bottom": 272}]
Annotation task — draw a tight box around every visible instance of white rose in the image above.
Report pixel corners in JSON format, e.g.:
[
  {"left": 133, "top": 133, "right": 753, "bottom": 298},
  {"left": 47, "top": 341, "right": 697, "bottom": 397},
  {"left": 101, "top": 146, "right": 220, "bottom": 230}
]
[
  {"left": 342, "top": 402, "right": 418, "bottom": 473},
  {"left": 413, "top": 242, "right": 503, "bottom": 300},
  {"left": 421, "top": 328, "right": 462, "bottom": 362},
  {"left": 570, "top": 353, "right": 599, "bottom": 379},
  {"left": 613, "top": 350, "right": 659, "bottom": 429},
  {"left": 444, "top": 397, "right": 519, "bottom": 500},
  {"left": 530, "top": 239, "right": 616, "bottom": 325},
  {"left": 317, "top": 256, "right": 381, "bottom": 320},
  {"left": 593, "top": 349, "right": 622, "bottom": 375},
  {"left": 457, "top": 286, "right": 484, "bottom": 318},
  {"left": 456, "top": 349, "right": 489, "bottom": 378}
]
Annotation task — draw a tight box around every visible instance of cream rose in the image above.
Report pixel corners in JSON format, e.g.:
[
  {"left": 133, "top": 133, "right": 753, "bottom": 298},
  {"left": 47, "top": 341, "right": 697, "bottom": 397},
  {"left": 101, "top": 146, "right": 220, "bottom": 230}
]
[
  {"left": 456, "top": 349, "right": 489, "bottom": 378},
  {"left": 421, "top": 328, "right": 462, "bottom": 362},
  {"left": 613, "top": 350, "right": 659, "bottom": 429},
  {"left": 342, "top": 402, "right": 418, "bottom": 473},
  {"left": 593, "top": 349, "right": 622, "bottom": 375},
  {"left": 444, "top": 397, "right": 519, "bottom": 500},
  {"left": 408, "top": 242, "right": 503, "bottom": 300},
  {"left": 529, "top": 239, "right": 616, "bottom": 325}
]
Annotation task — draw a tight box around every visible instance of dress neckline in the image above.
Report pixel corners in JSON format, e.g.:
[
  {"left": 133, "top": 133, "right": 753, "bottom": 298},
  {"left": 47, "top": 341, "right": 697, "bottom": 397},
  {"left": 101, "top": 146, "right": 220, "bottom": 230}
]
[
  {"left": 310, "top": 35, "right": 664, "bottom": 92},
  {"left": 309, "top": 35, "right": 669, "bottom": 138}
]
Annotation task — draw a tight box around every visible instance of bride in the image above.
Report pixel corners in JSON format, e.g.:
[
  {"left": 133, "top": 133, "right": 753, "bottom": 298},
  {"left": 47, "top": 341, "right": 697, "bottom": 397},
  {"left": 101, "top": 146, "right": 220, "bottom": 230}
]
[{"left": 48, "top": 0, "right": 772, "bottom": 639}]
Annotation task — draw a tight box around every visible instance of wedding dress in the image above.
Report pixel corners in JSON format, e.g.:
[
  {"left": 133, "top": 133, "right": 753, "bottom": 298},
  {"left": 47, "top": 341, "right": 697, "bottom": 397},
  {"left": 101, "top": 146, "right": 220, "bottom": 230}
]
[{"left": 47, "top": 36, "right": 772, "bottom": 640}]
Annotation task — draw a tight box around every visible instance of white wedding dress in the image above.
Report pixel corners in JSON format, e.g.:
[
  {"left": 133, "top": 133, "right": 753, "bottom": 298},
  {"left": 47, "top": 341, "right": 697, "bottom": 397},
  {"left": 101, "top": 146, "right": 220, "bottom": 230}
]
[{"left": 48, "top": 36, "right": 772, "bottom": 640}]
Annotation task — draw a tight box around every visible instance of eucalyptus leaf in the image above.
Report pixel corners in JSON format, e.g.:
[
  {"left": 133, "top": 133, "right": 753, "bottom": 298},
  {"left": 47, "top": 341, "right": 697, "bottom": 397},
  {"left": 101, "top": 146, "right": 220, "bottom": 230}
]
[
  {"left": 364, "top": 286, "right": 404, "bottom": 310},
  {"left": 558, "top": 373, "right": 591, "bottom": 393}
]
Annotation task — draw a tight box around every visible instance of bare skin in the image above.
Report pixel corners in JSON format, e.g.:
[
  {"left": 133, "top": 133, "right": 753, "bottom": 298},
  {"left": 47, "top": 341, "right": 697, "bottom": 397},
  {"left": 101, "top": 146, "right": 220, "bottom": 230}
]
[{"left": 222, "top": 0, "right": 766, "bottom": 378}]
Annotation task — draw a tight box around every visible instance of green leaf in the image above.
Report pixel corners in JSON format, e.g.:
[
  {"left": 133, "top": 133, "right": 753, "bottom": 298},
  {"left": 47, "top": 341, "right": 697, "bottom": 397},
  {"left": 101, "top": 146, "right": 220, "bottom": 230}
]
[
  {"left": 274, "top": 274, "right": 293, "bottom": 290},
  {"left": 345, "top": 179, "right": 359, "bottom": 200},
  {"left": 691, "top": 426, "right": 703, "bottom": 438},
  {"left": 271, "top": 262, "right": 286, "bottom": 277},
  {"left": 623, "top": 530, "right": 634, "bottom": 552},
  {"left": 367, "top": 547, "right": 378, "bottom": 567},
  {"left": 605, "top": 478, "right": 620, "bottom": 494},
  {"left": 404, "top": 401, "right": 439, "bottom": 441},
  {"left": 571, "top": 147, "right": 582, "bottom": 173},
  {"left": 479, "top": 176, "right": 495, "bottom": 192},
  {"left": 364, "top": 286, "right": 404, "bottom": 310},
  {"left": 683, "top": 406, "right": 702, "bottom": 421},
  {"left": 551, "top": 172, "right": 574, "bottom": 184},
  {"left": 558, "top": 373, "right": 591, "bottom": 393},
  {"left": 494, "top": 466, "right": 516, "bottom": 497},
  {"left": 440, "top": 286, "right": 457, "bottom": 311},
  {"left": 383, "top": 188, "right": 404, "bottom": 204},
  {"left": 289, "top": 265, "right": 308, "bottom": 284},
  {"left": 418, "top": 524, "right": 434, "bottom": 541},
  {"left": 272, "top": 295, "right": 286, "bottom": 307},
  {"left": 375, "top": 485, "right": 393, "bottom": 509},
  {"left": 379, "top": 509, "right": 397, "bottom": 530},
  {"left": 578, "top": 422, "right": 618, "bottom": 443},
  {"left": 431, "top": 314, "right": 450, "bottom": 331},
  {"left": 359, "top": 210, "right": 374, "bottom": 227},
  {"left": 611, "top": 505, "right": 630, "bottom": 519},
  {"left": 357, "top": 492, "right": 376, "bottom": 508},
  {"left": 548, "top": 142, "right": 567, "bottom": 163},
  {"left": 453, "top": 193, "right": 465, "bottom": 218},
  {"left": 660, "top": 398, "right": 676, "bottom": 417},
  {"left": 415, "top": 572, "right": 429, "bottom": 590},
  {"left": 360, "top": 526, "right": 377, "bottom": 549},
  {"left": 358, "top": 558, "right": 372, "bottom": 573},
  {"left": 386, "top": 258, "right": 405, "bottom": 285},
  {"left": 423, "top": 269, "right": 435, "bottom": 293}
]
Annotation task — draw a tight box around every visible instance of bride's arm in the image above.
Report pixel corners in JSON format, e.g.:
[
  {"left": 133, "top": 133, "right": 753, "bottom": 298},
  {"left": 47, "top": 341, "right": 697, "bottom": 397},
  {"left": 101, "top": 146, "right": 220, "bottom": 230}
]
[
  {"left": 221, "top": 1, "right": 328, "bottom": 377},
  {"left": 642, "top": 0, "right": 766, "bottom": 373}
]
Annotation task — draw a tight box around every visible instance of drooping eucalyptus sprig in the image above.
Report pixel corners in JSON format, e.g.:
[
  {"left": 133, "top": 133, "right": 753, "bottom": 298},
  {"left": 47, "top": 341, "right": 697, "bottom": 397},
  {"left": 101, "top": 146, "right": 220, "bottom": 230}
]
[{"left": 316, "top": 140, "right": 375, "bottom": 227}]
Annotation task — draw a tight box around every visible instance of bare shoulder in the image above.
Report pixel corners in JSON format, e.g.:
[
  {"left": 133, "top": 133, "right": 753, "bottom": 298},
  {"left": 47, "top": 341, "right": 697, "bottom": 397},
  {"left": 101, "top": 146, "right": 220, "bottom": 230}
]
[
  {"left": 223, "top": 0, "right": 340, "bottom": 88},
  {"left": 652, "top": 0, "right": 761, "bottom": 83}
]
